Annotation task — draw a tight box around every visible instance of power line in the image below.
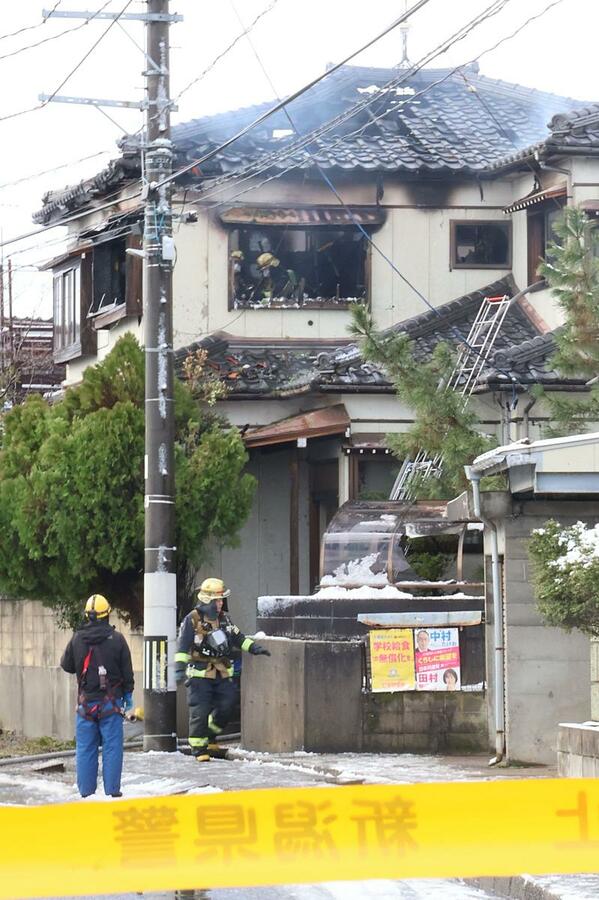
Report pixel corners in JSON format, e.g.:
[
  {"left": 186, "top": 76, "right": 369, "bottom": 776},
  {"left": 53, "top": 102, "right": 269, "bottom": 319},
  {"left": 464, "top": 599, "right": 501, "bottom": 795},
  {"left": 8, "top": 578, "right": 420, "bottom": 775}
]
[
  {"left": 0, "top": 0, "right": 431, "bottom": 247},
  {"left": 0, "top": 1, "right": 113, "bottom": 63},
  {"left": 225, "top": 0, "right": 544, "bottom": 389},
  {"left": 194, "top": 0, "right": 565, "bottom": 213},
  {"left": 175, "top": 0, "right": 282, "bottom": 106},
  {"left": 0, "top": 0, "right": 133, "bottom": 124},
  {"left": 185, "top": 0, "right": 513, "bottom": 208},
  {"left": 0, "top": 0, "right": 566, "bottom": 252},
  {"left": 0, "top": 150, "right": 115, "bottom": 192},
  {"left": 0, "top": 1, "right": 63, "bottom": 44},
  {"left": 156, "top": 0, "right": 434, "bottom": 188}
]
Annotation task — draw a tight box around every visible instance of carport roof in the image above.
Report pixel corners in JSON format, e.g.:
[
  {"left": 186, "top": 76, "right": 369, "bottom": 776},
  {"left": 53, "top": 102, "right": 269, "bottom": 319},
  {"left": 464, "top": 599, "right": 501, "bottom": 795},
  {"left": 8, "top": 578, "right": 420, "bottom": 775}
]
[{"left": 243, "top": 403, "right": 350, "bottom": 448}]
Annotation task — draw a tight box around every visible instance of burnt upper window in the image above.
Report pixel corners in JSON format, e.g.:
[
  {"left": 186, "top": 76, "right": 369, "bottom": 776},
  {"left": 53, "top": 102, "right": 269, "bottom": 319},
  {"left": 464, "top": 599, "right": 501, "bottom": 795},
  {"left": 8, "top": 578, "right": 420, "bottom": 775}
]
[
  {"left": 450, "top": 221, "right": 511, "bottom": 269},
  {"left": 229, "top": 225, "right": 369, "bottom": 309}
]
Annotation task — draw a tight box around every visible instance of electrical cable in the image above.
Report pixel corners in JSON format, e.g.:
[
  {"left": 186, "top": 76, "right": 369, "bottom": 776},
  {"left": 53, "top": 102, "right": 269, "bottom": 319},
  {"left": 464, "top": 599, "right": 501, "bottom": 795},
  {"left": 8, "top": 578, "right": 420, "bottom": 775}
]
[
  {"left": 0, "top": 0, "right": 429, "bottom": 247},
  {"left": 175, "top": 0, "right": 282, "bottom": 106},
  {"left": 0, "top": 1, "right": 112, "bottom": 63},
  {"left": 156, "top": 0, "right": 434, "bottom": 189},
  {"left": 0, "top": 1, "right": 63, "bottom": 44},
  {"left": 194, "top": 0, "right": 565, "bottom": 215},
  {"left": 0, "top": 0, "right": 134, "bottom": 124},
  {"left": 177, "top": 0, "right": 513, "bottom": 209},
  {"left": 229, "top": 0, "right": 539, "bottom": 388},
  {"left": 0, "top": 0, "right": 566, "bottom": 252}
]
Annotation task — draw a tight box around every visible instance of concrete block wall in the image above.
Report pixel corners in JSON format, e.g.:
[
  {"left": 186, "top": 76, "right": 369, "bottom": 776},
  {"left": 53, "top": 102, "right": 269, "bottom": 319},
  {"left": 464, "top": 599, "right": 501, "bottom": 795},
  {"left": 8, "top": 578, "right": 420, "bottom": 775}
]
[
  {"left": 558, "top": 723, "right": 599, "bottom": 777},
  {"left": 363, "top": 690, "right": 487, "bottom": 754},
  {"left": 489, "top": 499, "right": 594, "bottom": 765},
  {"left": 0, "top": 599, "right": 144, "bottom": 740},
  {"left": 241, "top": 637, "right": 487, "bottom": 754},
  {"left": 592, "top": 638, "right": 599, "bottom": 721}
]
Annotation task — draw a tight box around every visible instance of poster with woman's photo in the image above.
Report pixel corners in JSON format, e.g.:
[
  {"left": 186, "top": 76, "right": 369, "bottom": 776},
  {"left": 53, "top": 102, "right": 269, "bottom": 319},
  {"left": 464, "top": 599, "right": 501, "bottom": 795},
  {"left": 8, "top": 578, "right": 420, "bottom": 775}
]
[{"left": 414, "top": 627, "right": 461, "bottom": 691}]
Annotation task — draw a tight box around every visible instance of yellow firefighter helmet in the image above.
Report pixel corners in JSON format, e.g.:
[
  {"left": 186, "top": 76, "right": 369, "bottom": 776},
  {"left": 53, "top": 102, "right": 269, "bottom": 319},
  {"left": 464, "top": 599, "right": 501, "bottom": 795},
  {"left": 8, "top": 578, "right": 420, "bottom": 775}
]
[
  {"left": 196, "top": 577, "right": 230, "bottom": 604},
  {"left": 85, "top": 594, "right": 112, "bottom": 619},
  {"left": 256, "top": 252, "right": 280, "bottom": 270}
]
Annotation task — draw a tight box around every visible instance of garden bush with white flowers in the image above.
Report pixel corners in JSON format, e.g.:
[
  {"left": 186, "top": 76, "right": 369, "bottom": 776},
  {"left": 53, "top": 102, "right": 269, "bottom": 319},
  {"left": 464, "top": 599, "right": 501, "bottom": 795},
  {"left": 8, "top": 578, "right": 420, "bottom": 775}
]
[{"left": 529, "top": 520, "right": 599, "bottom": 636}]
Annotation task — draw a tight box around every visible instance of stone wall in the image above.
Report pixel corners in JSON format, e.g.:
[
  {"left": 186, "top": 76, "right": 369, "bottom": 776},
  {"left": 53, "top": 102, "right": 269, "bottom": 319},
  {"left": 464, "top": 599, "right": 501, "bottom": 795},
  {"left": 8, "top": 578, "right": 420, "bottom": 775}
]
[{"left": 0, "top": 599, "right": 144, "bottom": 740}]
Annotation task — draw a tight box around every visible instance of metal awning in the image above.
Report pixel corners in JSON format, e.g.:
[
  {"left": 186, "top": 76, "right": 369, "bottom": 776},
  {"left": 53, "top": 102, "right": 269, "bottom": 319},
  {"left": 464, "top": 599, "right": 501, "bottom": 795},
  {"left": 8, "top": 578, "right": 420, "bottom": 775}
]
[
  {"left": 219, "top": 206, "right": 386, "bottom": 227},
  {"left": 503, "top": 185, "right": 566, "bottom": 214},
  {"left": 243, "top": 404, "right": 350, "bottom": 449}
]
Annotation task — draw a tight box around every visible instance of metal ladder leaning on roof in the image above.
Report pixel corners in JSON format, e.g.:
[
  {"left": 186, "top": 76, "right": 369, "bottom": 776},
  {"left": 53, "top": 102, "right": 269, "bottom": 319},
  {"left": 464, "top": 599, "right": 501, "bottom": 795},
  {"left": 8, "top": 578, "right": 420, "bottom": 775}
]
[{"left": 389, "top": 292, "right": 513, "bottom": 501}]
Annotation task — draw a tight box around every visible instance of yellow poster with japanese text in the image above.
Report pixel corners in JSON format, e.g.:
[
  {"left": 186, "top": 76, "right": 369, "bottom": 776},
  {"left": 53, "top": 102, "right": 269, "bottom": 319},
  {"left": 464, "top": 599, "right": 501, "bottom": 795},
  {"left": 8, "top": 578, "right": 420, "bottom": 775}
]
[{"left": 369, "top": 627, "right": 416, "bottom": 691}]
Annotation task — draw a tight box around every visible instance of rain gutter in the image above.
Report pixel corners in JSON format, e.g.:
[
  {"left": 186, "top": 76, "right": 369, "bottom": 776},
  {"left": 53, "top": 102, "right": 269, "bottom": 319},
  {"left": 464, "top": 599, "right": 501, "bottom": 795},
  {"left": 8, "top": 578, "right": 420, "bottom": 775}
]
[{"left": 464, "top": 465, "right": 506, "bottom": 766}]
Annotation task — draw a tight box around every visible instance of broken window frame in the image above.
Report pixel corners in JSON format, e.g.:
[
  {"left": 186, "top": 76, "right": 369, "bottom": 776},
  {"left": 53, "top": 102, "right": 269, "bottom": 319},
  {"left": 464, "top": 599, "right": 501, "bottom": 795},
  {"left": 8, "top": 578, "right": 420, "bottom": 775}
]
[
  {"left": 450, "top": 220, "right": 512, "bottom": 270},
  {"left": 228, "top": 224, "right": 371, "bottom": 310},
  {"left": 527, "top": 197, "right": 566, "bottom": 285},
  {"left": 89, "top": 233, "right": 143, "bottom": 330}
]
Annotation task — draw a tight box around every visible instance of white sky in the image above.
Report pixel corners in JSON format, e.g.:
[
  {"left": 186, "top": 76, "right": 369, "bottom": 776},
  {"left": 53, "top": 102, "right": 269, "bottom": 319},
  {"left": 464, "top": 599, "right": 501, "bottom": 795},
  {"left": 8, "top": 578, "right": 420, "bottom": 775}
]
[{"left": 0, "top": 0, "right": 597, "bottom": 318}]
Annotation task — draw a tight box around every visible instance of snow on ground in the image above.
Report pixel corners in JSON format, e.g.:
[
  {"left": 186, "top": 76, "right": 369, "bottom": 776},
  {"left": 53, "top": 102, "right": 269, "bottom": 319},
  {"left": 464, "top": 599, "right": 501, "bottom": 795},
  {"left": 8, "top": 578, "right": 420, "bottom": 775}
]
[
  {"left": 524, "top": 874, "right": 599, "bottom": 899},
  {"left": 209, "top": 879, "right": 494, "bottom": 899},
  {"left": 8, "top": 748, "right": 599, "bottom": 898}
]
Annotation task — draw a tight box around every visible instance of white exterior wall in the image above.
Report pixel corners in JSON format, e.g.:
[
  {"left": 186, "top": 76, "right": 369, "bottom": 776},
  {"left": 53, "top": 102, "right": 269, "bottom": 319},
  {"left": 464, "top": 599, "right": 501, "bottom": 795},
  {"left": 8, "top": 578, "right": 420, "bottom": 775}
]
[
  {"left": 172, "top": 175, "right": 518, "bottom": 341},
  {"left": 63, "top": 172, "right": 533, "bottom": 384}
]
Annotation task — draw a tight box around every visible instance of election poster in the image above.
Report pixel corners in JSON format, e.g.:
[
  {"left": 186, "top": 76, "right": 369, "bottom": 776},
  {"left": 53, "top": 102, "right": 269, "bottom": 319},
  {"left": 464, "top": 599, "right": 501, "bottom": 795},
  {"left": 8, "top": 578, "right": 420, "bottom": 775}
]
[
  {"left": 369, "top": 628, "right": 416, "bottom": 692},
  {"left": 414, "top": 627, "right": 461, "bottom": 691}
]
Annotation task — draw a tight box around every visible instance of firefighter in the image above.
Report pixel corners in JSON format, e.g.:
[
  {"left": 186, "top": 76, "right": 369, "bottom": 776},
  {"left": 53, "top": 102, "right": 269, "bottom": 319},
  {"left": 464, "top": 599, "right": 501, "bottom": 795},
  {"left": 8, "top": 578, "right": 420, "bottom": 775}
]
[
  {"left": 175, "top": 577, "right": 270, "bottom": 761},
  {"left": 60, "top": 594, "right": 134, "bottom": 798}
]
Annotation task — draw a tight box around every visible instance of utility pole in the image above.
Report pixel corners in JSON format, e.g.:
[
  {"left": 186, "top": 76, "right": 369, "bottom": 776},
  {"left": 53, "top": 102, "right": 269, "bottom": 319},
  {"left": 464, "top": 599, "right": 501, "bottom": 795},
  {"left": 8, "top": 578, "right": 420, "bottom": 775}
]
[
  {"left": 0, "top": 261, "right": 4, "bottom": 374},
  {"left": 40, "top": 2, "right": 182, "bottom": 752},
  {"left": 7, "top": 258, "right": 14, "bottom": 401},
  {"left": 142, "top": 0, "right": 177, "bottom": 752}
]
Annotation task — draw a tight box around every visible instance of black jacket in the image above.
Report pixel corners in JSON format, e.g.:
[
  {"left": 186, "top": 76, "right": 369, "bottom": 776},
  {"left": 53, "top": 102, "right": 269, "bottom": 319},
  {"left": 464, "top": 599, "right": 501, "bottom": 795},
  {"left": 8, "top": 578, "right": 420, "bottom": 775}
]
[{"left": 60, "top": 621, "right": 134, "bottom": 701}]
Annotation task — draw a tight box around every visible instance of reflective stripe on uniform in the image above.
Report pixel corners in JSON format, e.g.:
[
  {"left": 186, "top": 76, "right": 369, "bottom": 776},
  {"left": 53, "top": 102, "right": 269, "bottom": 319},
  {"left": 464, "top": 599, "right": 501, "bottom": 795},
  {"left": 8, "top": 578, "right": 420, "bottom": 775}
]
[
  {"left": 208, "top": 713, "right": 223, "bottom": 735},
  {"left": 188, "top": 736, "right": 209, "bottom": 748},
  {"left": 241, "top": 638, "right": 253, "bottom": 652},
  {"left": 175, "top": 651, "right": 190, "bottom": 663}
]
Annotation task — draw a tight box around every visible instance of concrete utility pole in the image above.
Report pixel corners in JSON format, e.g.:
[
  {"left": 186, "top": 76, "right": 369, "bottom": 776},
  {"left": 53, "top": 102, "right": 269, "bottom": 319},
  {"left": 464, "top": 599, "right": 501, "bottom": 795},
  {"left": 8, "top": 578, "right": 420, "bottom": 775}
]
[
  {"left": 41, "top": 2, "right": 182, "bottom": 751},
  {"left": 142, "top": 0, "right": 178, "bottom": 752}
]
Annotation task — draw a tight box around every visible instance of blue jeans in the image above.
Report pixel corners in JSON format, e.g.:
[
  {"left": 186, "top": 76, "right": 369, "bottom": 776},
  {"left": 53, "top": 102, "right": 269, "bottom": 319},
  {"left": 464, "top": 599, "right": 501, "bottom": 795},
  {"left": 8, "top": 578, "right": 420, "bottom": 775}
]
[{"left": 75, "top": 701, "right": 124, "bottom": 797}]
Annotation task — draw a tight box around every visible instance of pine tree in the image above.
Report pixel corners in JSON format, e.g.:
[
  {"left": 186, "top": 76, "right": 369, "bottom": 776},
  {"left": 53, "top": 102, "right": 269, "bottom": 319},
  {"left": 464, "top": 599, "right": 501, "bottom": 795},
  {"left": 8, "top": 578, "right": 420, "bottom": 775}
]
[
  {"left": 350, "top": 306, "right": 499, "bottom": 498},
  {"left": 538, "top": 206, "right": 599, "bottom": 434}
]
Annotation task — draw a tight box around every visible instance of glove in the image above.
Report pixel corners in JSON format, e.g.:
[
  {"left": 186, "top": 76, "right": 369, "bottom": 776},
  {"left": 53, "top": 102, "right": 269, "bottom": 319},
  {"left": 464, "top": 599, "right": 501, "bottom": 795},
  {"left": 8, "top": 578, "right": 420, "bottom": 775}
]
[
  {"left": 249, "top": 642, "right": 271, "bottom": 657},
  {"left": 175, "top": 668, "right": 187, "bottom": 686},
  {"left": 122, "top": 692, "right": 133, "bottom": 713}
]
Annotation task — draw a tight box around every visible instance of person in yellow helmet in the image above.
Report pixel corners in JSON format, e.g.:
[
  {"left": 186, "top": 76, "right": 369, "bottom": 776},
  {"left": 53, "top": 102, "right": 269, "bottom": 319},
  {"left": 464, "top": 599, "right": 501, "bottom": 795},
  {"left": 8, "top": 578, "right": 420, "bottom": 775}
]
[
  {"left": 60, "top": 594, "right": 134, "bottom": 797},
  {"left": 175, "top": 577, "right": 270, "bottom": 761}
]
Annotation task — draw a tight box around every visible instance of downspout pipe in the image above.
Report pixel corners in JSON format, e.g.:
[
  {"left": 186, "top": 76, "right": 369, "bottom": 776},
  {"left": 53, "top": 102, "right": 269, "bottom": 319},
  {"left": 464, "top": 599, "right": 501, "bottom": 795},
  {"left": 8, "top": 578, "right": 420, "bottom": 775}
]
[
  {"left": 522, "top": 394, "right": 538, "bottom": 441},
  {"left": 464, "top": 465, "right": 506, "bottom": 766}
]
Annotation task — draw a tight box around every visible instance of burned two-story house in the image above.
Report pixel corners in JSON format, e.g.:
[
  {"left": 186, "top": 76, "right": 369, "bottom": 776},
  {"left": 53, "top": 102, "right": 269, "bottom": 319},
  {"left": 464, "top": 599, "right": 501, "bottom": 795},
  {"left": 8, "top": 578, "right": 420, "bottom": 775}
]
[{"left": 34, "top": 61, "right": 599, "bottom": 629}]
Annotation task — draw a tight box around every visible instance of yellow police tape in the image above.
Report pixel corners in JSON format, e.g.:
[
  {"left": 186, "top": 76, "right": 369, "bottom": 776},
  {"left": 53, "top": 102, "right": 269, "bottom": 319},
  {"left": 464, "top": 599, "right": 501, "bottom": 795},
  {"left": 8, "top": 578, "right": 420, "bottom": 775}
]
[{"left": 1, "top": 778, "right": 598, "bottom": 898}]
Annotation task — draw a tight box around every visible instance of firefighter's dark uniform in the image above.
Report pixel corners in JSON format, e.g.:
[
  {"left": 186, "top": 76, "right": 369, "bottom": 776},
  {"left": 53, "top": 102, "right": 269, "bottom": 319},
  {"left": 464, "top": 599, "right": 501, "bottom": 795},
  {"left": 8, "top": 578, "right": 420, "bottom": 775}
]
[{"left": 175, "top": 605, "right": 268, "bottom": 758}]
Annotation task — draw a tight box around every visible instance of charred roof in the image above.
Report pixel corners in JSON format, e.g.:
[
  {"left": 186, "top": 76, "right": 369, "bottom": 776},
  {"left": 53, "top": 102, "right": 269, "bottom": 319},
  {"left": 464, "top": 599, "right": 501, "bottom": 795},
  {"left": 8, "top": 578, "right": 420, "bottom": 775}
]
[{"left": 34, "top": 63, "right": 591, "bottom": 224}]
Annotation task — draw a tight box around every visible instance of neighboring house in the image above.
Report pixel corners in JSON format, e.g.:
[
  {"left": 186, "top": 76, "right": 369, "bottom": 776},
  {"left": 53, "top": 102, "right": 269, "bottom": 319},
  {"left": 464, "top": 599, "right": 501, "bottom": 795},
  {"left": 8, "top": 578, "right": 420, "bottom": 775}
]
[
  {"left": 34, "top": 62, "right": 599, "bottom": 629},
  {"left": 0, "top": 318, "right": 64, "bottom": 405}
]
